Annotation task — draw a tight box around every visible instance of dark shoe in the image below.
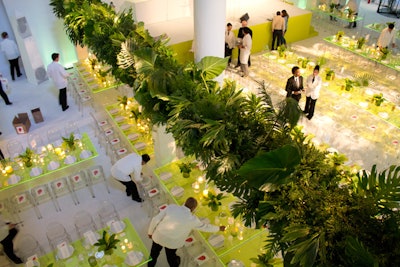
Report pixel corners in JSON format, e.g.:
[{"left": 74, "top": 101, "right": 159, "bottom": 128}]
[
  {"left": 0, "top": 132, "right": 2, "bottom": 135},
  {"left": 12, "top": 78, "right": 15, "bottom": 81},
  {"left": 132, "top": 197, "right": 143, "bottom": 203},
  {"left": 126, "top": 190, "right": 132, "bottom": 197},
  {"left": 6, "top": 102, "right": 12, "bottom": 105},
  {"left": 307, "top": 115, "right": 312, "bottom": 120},
  {"left": 17, "top": 74, "right": 22, "bottom": 77},
  {"left": 62, "top": 105, "right": 70, "bottom": 111}
]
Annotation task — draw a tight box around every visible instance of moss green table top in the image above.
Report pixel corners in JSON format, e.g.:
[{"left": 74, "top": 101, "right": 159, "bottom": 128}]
[
  {"left": 0, "top": 133, "right": 98, "bottom": 193},
  {"left": 154, "top": 158, "right": 275, "bottom": 266},
  {"left": 38, "top": 218, "right": 151, "bottom": 267},
  {"left": 105, "top": 103, "right": 154, "bottom": 156}
]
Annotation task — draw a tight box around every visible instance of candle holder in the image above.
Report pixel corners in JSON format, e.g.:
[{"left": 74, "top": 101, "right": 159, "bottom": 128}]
[{"left": 192, "top": 182, "right": 200, "bottom": 193}]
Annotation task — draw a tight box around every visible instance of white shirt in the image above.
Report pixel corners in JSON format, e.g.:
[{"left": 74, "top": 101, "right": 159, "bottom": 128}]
[
  {"left": 240, "top": 33, "right": 252, "bottom": 65},
  {"left": 111, "top": 153, "right": 142, "bottom": 182},
  {"left": 148, "top": 204, "right": 219, "bottom": 249},
  {"left": 0, "top": 38, "right": 20, "bottom": 60},
  {"left": 225, "top": 30, "right": 236, "bottom": 49},
  {"left": 306, "top": 74, "right": 322, "bottom": 99},
  {"left": 377, "top": 27, "right": 396, "bottom": 48},
  {"left": 47, "top": 61, "right": 69, "bottom": 89}
]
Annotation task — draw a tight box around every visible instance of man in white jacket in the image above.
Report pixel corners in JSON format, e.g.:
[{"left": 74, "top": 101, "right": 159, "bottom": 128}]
[{"left": 147, "top": 197, "right": 225, "bottom": 266}]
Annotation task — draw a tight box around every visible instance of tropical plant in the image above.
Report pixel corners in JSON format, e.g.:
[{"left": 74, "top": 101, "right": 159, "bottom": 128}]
[
  {"left": 203, "top": 191, "right": 227, "bottom": 211},
  {"left": 316, "top": 56, "right": 327, "bottom": 67},
  {"left": 277, "top": 45, "right": 286, "bottom": 58},
  {"left": 372, "top": 93, "right": 385, "bottom": 106},
  {"left": 117, "top": 95, "right": 133, "bottom": 109},
  {"left": 18, "top": 148, "right": 35, "bottom": 168},
  {"left": 344, "top": 78, "right": 355, "bottom": 91},
  {"left": 325, "top": 68, "right": 335, "bottom": 80},
  {"left": 297, "top": 57, "right": 309, "bottom": 68},
  {"left": 379, "top": 47, "right": 389, "bottom": 60},
  {"left": 353, "top": 72, "right": 372, "bottom": 87},
  {"left": 62, "top": 133, "right": 78, "bottom": 151},
  {"left": 94, "top": 230, "right": 120, "bottom": 255},
  {"left": 329, "top": 2, "right": 336, "bottom": 12},
  {"left": 177, "top": 161, "right": 197, "bottom": 178},
  {"left": 357, "top": 37, "right": 366, "bottom": 49},
  {"left": 335, "top": 31, "right": 344, "bottom": 41}
]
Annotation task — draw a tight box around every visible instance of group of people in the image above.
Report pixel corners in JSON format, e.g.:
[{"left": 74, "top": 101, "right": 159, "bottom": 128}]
[
  {"left": 285, "top": 65, "right": 322, "bottom": 120},
  {"left": 271, "top": 10, "right": 289, "bottom": 50}
]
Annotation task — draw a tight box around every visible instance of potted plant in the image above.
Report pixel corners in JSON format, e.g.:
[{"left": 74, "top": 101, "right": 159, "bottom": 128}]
[
  {"left": 336, "top": 31, "right": 344, "bottom": 42},
  {"left": 18, "top": 148, "right": 35, "bottom": 168},
  {"left": 372, "top": 93, "right": 385, "bottom": 106},
  {"left": 357, "top": 37, "right": 366, "bottom": 49},
  {"left": 203, "top": 191, "right": 227, "bottom": 212},
  {"left": 177, "top": 161, "right": 197, "bottom": 178},
  {"left": 117, "top": 95, "right": 133, "bottom": 110},
  {"left": 344, "top": 78, "right": 355, "bottom": 91},
  {"left": 325, "top": 68, "right": 335, "bottom": 80},
  {"left": 62, "top": 133, "right": 78, "bottom": 151},
  {"left": 89, "top": 57, "right": 98, "bottom": 70},
  {"left": 301, "top": 57, "right": 310, "bottom": 69},
  {"left": 379, "top": 47, "right": 389, "bottom": 61},
  {"left": 277, "top": 44, "right": 286, "bottom": 58},
  {"left": 329, "top": 2, "right": 336, "bottom": 12},
  {"left": 94, "top": 230, "right": 120, "bottom": 256}
]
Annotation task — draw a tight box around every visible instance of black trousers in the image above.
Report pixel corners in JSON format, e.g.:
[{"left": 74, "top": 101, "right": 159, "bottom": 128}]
[
  {"left": 304, "top": 96, "right": 317, "bottom": 118},
  {"left": 0, "top": 149, "right": 4, "bottom": 160},
  {"left": 1, "top": 228, "right": 23, "bottom": 264},
  {"left": 272, "top": 29, "right": 283, "bottom": 50},
  {"left": 148, "top": 241, "right": 179, "bottom": 267},
  {"left": 118, "top": 180, "right": 140, "bottom": 200},
  {"left": 0, "top": 82, "right": 11, "bottom": 104},
  {"left": 224, "top": 43, "right": 233, "bottom": 64},
  {"left": 9, "top": 57, "right": 22, "bottom": 80},
  {"left": 59, "top": 87, "right": 67, "bottom": 110}
]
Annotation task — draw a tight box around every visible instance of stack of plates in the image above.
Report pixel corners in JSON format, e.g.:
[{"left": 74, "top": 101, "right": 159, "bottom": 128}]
[
  {"left": 7, "top": 175, "right": 21, "bottom": 185},
  {"left": 64, "top": 155, "right": 76, "bottom": 164},
  {"left": 208, "top": 234, "right": 225, "bottom": 248},
  {"left": 80, "top": 150, "right": 92, "bottom": 159},
  {"left": 47, "top": 161, "right": 60, "bottom": 171},
  {"left": 125, "top": 251, "right": 143, "bottom": 266},
  {"left": 171, "top": 186, "right": 184, "bottom": 198},
  {"left": 134, "top": 142, "right": 146, "bottom": 151},
  {"left": 127, "top": 133, "right": 139, "bottom": 141},
  {"left": 30, "top": 167, "right": 42, "bottom": 177},
  {"left": 159, "top": 172, "right": 172, "bottom": 181}
]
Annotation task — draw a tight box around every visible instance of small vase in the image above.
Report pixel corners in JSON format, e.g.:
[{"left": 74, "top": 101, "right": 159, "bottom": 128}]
[
  {"left": 211, "top": 205, "right": 219, "bottom": 212},
  {"left": 182, "top": 172, "right": 190, "bottom": 178}
]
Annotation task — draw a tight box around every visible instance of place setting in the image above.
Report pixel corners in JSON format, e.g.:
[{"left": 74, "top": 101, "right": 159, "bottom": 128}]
[{"left": 56, "top": 241, "right": 74, "bottom": 260}]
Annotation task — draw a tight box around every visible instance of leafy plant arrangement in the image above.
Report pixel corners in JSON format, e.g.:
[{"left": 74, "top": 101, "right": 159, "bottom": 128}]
[
  {"left": 357, "top": 37, "right": 366, "bottom": 49},
  {"left": 297, "top": 57, "right": 309, "bottom": 68},
  {"left": 203, "top": 191, "right": 227, "bottom": 212},
  {"left": 98, "top": 69, "right": 109, "bottom": 82},
  {"left": 353, "top": 72, "right": 373, "bottom": 87},
  {"left": 344, "top": 78, "right": 355, "bottom": 91},
  {"left": 329, "top": 2, "right": 336, "bottom": 12},
  {"left": 62, "top": 133, "right": 78, "bottom": 151},
  {"left": 18, "top": 148, "right": 35, "bottom": 168},
  {"left": 316, "top": 55, "right": 327, "bottom": 67},
  {"left": 379, "top": 47, "right": 390, "bottom": 60},
  {"left": 325, "top": 68, "right": 335, "bottom": 80},
  {"left": 372, "top": 93, "right": 386, "bottom": 106},
  {"left": 89, "top": 57, "right": 98, "bottom": 70},
  {"left": 336, "top": 30, "right": 344, "bottom": 41},
  {"left": 277, "top": 44, "right": 286, "bottom": 58},
  {"left": 117, "top": 95, "right": 133, "bottom": 110},
  {"left": 94, "top": 230, "right": 120, "bottom": 255},
  {"left": 177, "top": 161, "right": 197, "bottom": 178}
]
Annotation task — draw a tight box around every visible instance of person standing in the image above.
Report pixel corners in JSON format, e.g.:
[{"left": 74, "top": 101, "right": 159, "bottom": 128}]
[
  {"left": 239, "top": 27, "right": 252, "bottom": 77},
  {"left": 0, "top": 77, "right": 12, "bottom": 105},
  {"left": 235, "top": 19, "right": 253, "bottom": 67},
  {"left": 304, "top": 65, "right": 322, "bottom": 120},
  {"left": 225, "top": 23, "right": 236, "bottom": 65},
  {"left": 285, "top": 66, "right": 304, "bottom": 102},
  {"left": 271, "top": 11, "right": 285, "bottom": 50},
  {"left": 147, "top": 197, "right": 226, "bottom": 267},
  {"left": 281, "top": 10, "right": 289, "bottom": 46},
  {"left": 110, "top": 153, "right": 150, "bottom": 202},
  {"left": 345, "top": 0, "right": 359, "bottom": 28},
  {"left": 0, "top": 217, "right": 23, "bottom": 264},
  {"left": 47, "top": 53, "right": 70, "bottom": 111},
  {"left": 377, "top": 23, "right": 396, "bottom": 49},
  {"left": 1, "top": 32, "right": 22, "bottom": 81}
]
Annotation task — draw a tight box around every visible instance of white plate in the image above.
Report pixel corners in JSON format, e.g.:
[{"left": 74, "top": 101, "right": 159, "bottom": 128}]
[
  {"left": 171, "top": 186, "right": 184, "bottom": 198},
  {"left": 7, "top": 175, "right": 21, "bottom": 185},
  {"left": 208, "top": 234, "right": 225, "bottom": 248},
  {"left": 47, "top": 161, "right": 60, "bottom": 171},
  {"left": 109, "top": 108, "right": 119, "bottom": 115},
  {"left": 80, "top": 150, "right": 92, "bottom": 159},
  {"left": 64, "top": 155, "right": 76, "bottom": 164},
  {"left": 134, "top": 142, "right": 146, "bottom": 151},
  {"left": 114, "top": 116, "right": 125, "bottom": 123},
  {"left": 125, "top": 251, "right": 143, "bottom": 266},
  {"left": 228, "top": 259, "right": 245, "bottom": 267},
  {"left": 127, "top": 133, "right": 139, "bottom": 141},
  {"left": 120, "top": 124, "right": 131, "bottom": 130},
  {"left": 159, "top": 172, "right": 172, "bottom": 181},
  {"left": 109, "top": 221, "right": 126, "bottom": 234},
  {"left": 57, "top": 245, "right": 74, "bottom": 259},
  {"left": 30, "top": 167, "right": 43, "bottom": 177}
]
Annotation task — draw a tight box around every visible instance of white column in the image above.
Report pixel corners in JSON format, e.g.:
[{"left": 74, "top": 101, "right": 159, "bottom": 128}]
[{"left": 193, "top": 0, "right": 226, "bottom": 63}]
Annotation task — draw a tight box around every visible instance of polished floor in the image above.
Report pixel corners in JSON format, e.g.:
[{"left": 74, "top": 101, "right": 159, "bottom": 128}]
[{"left": 0, "top": 1, "right": 397, "bottom": 266}]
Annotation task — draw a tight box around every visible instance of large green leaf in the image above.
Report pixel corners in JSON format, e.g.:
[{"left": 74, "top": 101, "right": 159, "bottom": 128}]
[
  {"left": 344, "top": 236, "right": 378, "bottom": 267},
  {"left": 133, "top": 47, "right": 157, "bottom": 75},
  {"left": 237, "top": 145, "right": 301, "bottom": 188},
  {"left": 196, "top": 56, "right": 228, "bottom": 81}
]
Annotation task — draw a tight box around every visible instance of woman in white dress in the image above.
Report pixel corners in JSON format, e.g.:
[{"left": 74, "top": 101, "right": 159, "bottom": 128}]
[
  {"left": 239, "top": 27, "right": 252, "bottom": 77},
  {"left": 304, "top": 65, "right": 322, "bottom": 120}
]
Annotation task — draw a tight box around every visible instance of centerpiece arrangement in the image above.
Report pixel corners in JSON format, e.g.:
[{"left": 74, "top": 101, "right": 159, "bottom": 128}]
[
  {"left": 372, "top": 93, "right": 386, "bottom": 106},
  {"left": 18, "top": 148, "right": 35, "bottom": 168},
  {"left": 62, "top": 133, "right": 78, "bottom": 151},
  {"left": 203, "top": 191, "right": 227, "bottom": 212},
  {"left": 177, "top": 161, "right": 197, "bottom": 178}
]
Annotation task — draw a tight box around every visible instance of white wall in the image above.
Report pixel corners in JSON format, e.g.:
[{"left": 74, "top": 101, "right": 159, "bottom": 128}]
[{"left": 1, "top": 0, "right": 77, "bottom": 83}]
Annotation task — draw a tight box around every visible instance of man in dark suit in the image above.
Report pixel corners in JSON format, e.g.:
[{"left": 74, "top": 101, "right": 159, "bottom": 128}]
[
  {"left": 285, "top": 66, "right": 304, "bottom": 102},
  {"left": 235, "top": 18, "right": 253, "bottom": 68}
]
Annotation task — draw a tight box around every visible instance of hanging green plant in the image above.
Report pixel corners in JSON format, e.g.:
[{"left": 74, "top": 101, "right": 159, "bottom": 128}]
[{"left": 94, "top": 230, "right": 120, "bottom": 255}]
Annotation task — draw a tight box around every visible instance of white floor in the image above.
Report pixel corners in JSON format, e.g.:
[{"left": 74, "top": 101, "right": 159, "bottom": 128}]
[{"left": 0, "top": 1, "right": 397, "bottom": 267}]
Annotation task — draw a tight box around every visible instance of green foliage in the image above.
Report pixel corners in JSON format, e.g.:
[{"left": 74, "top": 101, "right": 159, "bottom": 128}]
[
  {"left": 372, "top": 93, "right": 385, "bottom": 106},
  {"left": 353, "top": 72, "right": 372, "bottom": 87},
  {"left": 177, "top": 161, "right": 197, "bottom": 176},
  {"left": 203, "top": 191, "right": 227, "bottom": 211},
  {"left": 18, "top": 148, "right": 35, "bottom": 168},
  {"left": 357, "top": 37, "right": 366, "bottom": 49},
  {"left": 94, "top": 230, "right": 120, "bottom": 255},
  {"left": 62, "top": 133, "right": 78, "bottom": 151}
]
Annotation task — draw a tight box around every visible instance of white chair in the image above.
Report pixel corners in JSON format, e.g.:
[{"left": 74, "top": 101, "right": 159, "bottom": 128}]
[
  {"left": 15, "top": 234, "right": 44, "bottom": 262},
  {"left": 11, "top": 191, "right": 42, "bottom": 221},
  {"left": 68, "top": 170, "right": 95, "bottom": 203},
  {"left": 6, "top": 140, "right": 24, "bottom": 158},
  {"left": 50, "top": 177, "right": 78, "bottom": 208},
  {"left": 31, "top": 184, "right": 60, "bottom": 212},
  {"left": 97, "top": 201, "right": 120, "bottom": 227},
  {"left": 27, "top": 133, "right": 45, "bottom": 153},
  {"left": 73, "top": 210, "right": 97, "bottom": 238},
  {"left": 47, "top": 128, "right": 64, "bottom": 147},
  {"left": 64, "top": 121, "right": 81, "bottom": 138},
  {"left": 45, "top": 222, "right": 72, "bottom": 250},
  {"left": 87, "top": 165, "right": 110, "bottom": 194}
]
